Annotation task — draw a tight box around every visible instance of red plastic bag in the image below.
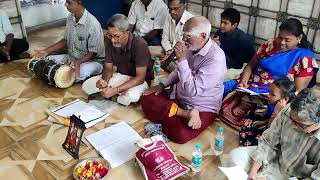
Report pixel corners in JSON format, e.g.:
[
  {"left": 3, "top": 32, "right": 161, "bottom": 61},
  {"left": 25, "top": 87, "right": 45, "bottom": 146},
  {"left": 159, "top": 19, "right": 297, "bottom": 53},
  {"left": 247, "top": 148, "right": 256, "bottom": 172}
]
[{"left": 135, "top": 135, "right": 189, "bottom": 180}]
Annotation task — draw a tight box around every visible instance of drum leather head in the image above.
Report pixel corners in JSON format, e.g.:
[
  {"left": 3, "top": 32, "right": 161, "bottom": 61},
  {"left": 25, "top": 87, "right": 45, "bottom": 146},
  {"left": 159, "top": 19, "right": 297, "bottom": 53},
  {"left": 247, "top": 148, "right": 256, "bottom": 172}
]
[
  {"left": 27, "top": 58, "right": 41, "bottom": 73},
  {"left": 54, "top": 65, "right": 75, "bottom": 88}
]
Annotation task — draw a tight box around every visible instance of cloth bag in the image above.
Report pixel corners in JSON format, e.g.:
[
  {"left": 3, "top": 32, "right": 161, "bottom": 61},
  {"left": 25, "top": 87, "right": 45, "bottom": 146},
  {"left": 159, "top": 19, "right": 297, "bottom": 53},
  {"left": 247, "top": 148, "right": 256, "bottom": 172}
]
[
  {"left": 219, "top": 92, "right": 267, "bottom": 130},
  {"left": 135, "top": 135, "right": 189, "bottom": 180}
]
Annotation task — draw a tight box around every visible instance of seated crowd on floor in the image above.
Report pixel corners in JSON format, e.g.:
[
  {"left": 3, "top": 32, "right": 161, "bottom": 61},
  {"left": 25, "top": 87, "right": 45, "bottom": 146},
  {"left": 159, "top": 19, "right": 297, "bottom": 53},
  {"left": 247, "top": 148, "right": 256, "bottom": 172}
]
[{"left": 1, "top": 0, "right": 320, "bottom": 179}]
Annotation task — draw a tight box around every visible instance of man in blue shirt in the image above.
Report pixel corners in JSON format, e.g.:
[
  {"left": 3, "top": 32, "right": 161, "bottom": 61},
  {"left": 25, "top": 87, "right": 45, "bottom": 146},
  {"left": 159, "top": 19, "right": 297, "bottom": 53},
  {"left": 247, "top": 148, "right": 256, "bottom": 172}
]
[{"left": 213, "top": 8, "right": 255, "bottom": 69}]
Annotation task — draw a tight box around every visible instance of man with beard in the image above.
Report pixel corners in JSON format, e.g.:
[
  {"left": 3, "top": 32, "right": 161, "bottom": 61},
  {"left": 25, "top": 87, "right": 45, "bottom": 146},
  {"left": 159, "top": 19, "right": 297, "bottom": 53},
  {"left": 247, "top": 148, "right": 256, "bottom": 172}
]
[
  {"left": 141, "top": 16, "right": 227, "bottom": 144},
  {"left": 95, "top": 14, "right": 153, "bottom": 99}
]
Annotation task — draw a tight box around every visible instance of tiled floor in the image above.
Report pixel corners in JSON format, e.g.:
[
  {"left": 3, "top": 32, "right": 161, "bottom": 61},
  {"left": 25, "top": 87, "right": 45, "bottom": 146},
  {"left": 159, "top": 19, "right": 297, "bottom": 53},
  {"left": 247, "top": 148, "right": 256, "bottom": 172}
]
[{"left": 1, "top": 26, "right": 319, "bottom": 180}]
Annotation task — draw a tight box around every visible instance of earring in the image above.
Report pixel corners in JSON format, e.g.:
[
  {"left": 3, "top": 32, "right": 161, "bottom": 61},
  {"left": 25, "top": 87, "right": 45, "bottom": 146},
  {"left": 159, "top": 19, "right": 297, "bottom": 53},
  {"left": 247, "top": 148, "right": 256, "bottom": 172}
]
[{"left": 298, "top": 41, "right": 301, "bottom": 44}]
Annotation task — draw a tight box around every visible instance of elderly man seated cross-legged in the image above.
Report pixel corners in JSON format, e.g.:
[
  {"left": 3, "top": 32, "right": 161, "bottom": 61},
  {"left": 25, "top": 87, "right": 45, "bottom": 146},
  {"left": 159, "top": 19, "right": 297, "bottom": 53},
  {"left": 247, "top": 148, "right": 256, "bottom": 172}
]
[{"left": 141, "top": 16, "right": 227, "bottom": 144}]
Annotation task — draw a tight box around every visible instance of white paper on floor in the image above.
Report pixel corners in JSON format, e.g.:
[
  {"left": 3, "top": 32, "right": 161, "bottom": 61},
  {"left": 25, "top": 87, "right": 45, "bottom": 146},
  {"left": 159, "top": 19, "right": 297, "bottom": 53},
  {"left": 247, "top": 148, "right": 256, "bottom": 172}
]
[
  {"left": 218, "top": 166, "right": 248, "bottom": 180},
  {"left": 88, "top": 99, "right": 120, "bottom": 113}
]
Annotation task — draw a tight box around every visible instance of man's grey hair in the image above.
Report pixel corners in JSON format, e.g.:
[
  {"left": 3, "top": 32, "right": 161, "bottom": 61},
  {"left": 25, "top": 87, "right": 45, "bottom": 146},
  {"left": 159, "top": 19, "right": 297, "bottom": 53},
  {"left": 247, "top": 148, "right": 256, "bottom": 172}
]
[
  {"left": 185, "top": 16, "right": 212, "bottom": 40},
  {"left": 106, "top": 14, "right": 129, "bottom": 32},
  {"left": 290, "top": 88, "right": 320, "bottom": 123}
]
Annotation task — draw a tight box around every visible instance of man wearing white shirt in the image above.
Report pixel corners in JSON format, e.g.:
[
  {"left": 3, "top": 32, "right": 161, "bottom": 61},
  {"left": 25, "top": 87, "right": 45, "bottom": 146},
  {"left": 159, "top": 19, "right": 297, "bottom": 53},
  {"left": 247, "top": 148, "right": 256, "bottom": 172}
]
[
  {"left": 128, "top": 0, "right": 168, "bottom": 46},
  {"left": 161, "top": 0, "right": 194, "bottom": 55},
  {"left": 0, "top": 9, "right": 29, "bottom": 62}
]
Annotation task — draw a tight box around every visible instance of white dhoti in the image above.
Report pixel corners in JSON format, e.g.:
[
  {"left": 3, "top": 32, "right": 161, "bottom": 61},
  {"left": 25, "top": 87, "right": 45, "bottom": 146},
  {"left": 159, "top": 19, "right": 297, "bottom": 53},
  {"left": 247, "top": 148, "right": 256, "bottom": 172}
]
[
  {"left": 47, "top": 54, "right": 103, "bottom": 82},
  {"left": 82, "top": 73, "right": 149, "bottom": 106}
]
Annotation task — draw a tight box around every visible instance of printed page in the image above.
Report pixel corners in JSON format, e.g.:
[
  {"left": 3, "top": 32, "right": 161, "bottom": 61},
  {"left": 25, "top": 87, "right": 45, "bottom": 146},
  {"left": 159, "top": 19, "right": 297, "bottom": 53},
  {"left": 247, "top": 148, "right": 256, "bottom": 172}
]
[
  {"left": 51, "top": 99, "right": 109, "bottom": 126},
  {"left": 86, "top": 121, "right": 141, "bottom": 151},
  {"left": 52, "top": 99, "right": 88, "bottom": 117},
  {"left": 99, "top": 133, "right": 141, "bottom": 168},
  {"left": 85, "top": 122, "right": 142, "bottom": 168}
]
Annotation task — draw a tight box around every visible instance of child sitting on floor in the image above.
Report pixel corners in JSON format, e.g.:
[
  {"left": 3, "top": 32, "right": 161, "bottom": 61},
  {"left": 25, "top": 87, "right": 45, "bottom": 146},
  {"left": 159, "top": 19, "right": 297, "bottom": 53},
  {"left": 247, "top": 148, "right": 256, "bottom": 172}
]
[{"left": 239, "top": 78, "right": 296, "bottom": 146}]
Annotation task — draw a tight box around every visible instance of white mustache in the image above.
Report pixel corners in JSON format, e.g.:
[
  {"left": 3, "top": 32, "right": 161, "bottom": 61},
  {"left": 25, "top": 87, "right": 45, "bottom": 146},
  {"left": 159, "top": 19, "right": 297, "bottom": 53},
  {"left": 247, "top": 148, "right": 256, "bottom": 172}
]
[{"left": 112, "top": 43, "right": 121, "bottom": 48}]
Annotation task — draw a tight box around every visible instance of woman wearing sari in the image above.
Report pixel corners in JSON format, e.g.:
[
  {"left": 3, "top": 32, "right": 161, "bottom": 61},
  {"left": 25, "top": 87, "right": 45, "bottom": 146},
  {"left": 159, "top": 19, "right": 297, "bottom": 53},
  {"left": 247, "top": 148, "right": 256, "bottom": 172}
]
[{"left": 224, "top": 18, "right": 318, "bottom": 96}]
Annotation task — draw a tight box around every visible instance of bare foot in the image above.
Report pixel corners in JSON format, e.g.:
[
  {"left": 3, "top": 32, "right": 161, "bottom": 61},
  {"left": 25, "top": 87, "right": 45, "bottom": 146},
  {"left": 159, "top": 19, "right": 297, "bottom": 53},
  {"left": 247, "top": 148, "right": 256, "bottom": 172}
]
[
  {"left": 18, "top": 52, "right": 31, "bottom": 59},
  {"left": 187, "top": 108, "right": 202, "bottom": 129}
]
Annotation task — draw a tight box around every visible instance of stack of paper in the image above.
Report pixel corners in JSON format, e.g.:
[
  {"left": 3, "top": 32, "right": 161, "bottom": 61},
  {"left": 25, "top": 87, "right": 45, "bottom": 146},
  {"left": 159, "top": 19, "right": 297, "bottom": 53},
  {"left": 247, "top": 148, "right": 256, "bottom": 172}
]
[
  {"left": 48, "top": 99, "right": 110, "bottom": 128},
  {"left": 86, "top": 121, "right": 142, "bottom": 168}
]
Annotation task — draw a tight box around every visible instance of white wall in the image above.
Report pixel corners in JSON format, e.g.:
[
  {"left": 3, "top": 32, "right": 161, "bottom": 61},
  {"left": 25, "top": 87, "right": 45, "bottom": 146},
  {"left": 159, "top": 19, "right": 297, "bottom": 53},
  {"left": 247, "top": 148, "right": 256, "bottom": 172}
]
[
  {"left": 20, "top": 3, "right": 68, "bottom": 28},
  {"left": 188, "top": 0, "right": 320, "bottom": 60},
  {"left": 0, "top": 0, "right": 25, "bottom": 39}
]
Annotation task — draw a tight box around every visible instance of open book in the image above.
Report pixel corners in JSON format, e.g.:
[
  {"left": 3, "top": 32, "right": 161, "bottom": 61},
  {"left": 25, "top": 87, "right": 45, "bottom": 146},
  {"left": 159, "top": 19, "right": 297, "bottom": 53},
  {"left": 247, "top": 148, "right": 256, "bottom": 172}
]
[
  {"left": 86, "top": 122, "right": 142, "bottom": 168},
  {"left": 236, "top": 87, "right": 269, "bottom": 97},
  {"left": 48, "top": 99, "right": 110, "bottom": 128}
]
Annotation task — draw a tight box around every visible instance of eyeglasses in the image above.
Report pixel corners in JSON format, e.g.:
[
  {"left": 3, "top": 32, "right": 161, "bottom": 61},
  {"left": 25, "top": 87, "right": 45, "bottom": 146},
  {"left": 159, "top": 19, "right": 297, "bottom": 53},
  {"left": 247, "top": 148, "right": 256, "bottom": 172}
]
[
  {"left": 106, "top": 33, "right": 123, "bottom": 40},
  {"left": 182, "top": 32, "right": 200, "bottom": 41},
  {"left": 284, "top": 109, "right": 316, "bottom": 129},
  {"left": 168, "top": 4, "right": 184, "bottom": 12}
]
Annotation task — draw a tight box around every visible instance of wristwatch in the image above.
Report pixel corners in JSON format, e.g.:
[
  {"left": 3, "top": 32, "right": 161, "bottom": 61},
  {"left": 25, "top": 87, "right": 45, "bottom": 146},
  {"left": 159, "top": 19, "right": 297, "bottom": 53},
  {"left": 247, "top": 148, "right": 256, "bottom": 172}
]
[{"left": 159, "top": 82, "right": 166, "bottom": 89}]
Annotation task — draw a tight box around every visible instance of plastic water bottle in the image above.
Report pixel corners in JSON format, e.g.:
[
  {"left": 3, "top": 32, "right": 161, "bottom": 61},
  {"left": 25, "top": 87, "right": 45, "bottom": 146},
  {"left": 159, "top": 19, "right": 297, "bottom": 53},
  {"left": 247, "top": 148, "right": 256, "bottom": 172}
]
[
  {"left": 191, "top": 143, "right": 202, "bottom": 173},
  {"left": 153, "top": 57, "right": 161, "bottom": 76},
  {"left": 214, "top": 127, "right": 225, "bottom": 155}
]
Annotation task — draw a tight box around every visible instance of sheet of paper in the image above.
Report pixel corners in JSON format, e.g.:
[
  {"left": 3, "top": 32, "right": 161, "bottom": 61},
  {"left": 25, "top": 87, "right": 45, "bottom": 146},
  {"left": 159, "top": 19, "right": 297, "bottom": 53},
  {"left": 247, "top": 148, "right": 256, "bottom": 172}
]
[
  {"left": 218, "top": 166, "right": 248, "bottom": 180},
  {"left": 85, "top": 122, "right": 142, "bottom": 168},
  {"left": 99, "top": 133, "right": 141, "bottom": 168},
  {"left": 52, "top": 99, "right": 88, "bottom": 117},
  {"left": 86, "top": 121, "right": 138, "bottom": 151},
  {"left": 85, "top": 113, "right": 110, "bottom": 128},
  {"left": 88, "top": 100, "right": 120, "bottom": 113},
  {"left": 73, "top": 106, "right": 106, "bottom": 123}
]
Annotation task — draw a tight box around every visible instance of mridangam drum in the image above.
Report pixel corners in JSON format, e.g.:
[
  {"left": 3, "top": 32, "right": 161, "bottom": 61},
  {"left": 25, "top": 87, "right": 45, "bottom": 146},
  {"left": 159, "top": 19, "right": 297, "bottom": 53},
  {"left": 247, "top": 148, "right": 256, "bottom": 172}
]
[
  {"left": 28, "top": 58, "right": 47, "bottom": 77},
  {"left": 27, "top": 58, "right": 75, "bottom": 88}
]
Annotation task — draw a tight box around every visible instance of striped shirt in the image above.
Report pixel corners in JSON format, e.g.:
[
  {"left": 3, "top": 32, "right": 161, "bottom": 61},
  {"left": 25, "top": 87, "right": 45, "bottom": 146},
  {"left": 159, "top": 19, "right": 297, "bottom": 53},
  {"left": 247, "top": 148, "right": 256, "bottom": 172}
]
[
  {"left": 64, "top": 9, "right": 105, "bottom": 62},
  {"left": 251, "top": 105, "right": 320, "bottom": 179}
]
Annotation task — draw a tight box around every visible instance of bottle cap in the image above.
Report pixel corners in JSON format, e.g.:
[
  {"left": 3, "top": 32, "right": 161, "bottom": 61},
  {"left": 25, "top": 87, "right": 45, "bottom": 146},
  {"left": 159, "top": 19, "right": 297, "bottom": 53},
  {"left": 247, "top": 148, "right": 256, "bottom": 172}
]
[
  {"left": 218, "top": 127, "right": 224, "bottom": 132},
  {"left": 196, "top": 143, "right": 201, "bottom": 149}
]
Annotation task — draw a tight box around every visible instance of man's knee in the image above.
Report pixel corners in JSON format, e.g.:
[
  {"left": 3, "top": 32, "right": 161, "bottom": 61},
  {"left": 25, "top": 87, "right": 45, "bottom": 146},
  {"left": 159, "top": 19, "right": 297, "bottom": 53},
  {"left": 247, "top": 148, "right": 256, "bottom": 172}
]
[
  {"left": 13, "top": 38, "right": 29, "bottom": 52},
  {"left": 21, "top": 39, "right": 29, "bottom": 51},
  {"left": 80, "top": 62, "right": 102, "bottom": 77},
  {"left": 165, "top": 127, "right": 197, "bottom": 144},
  {"left": 170, "top": 132, "right": 193, "bottom": 144},
  {"left": 162, "top": 120, "right": 200, "bottom": 144},
  {"left": 140, "top": 93, "right": 156, "bottom": 109}
]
